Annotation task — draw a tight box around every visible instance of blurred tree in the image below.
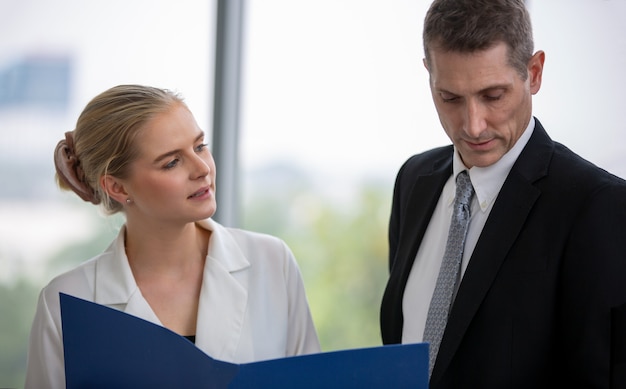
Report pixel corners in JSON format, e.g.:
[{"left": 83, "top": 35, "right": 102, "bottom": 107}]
[
  {"left": 44, "top": 213, "right": 123, "bottom": 278},
  {"left": 243, "top": 176, "right": 392, "bottom": 351},
  {"left": 0, "top": 210, "right": 121, "bottom": 388},
  {"left": 0, "top": 279, "right": 39, "bottom": 388}
]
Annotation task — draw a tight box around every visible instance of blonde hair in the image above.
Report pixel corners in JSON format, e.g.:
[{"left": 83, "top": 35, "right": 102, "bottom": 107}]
[{"left": 55, "top": 84, "right": 185, "bottom": 214}]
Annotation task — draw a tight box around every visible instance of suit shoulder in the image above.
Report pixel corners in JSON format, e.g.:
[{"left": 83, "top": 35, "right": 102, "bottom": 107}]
[
  {"left": 551, "top": 142, "right": 626, "bottom": 189},
  {"left": 399, "top": 145, "right": 453, "bottom": 175}
]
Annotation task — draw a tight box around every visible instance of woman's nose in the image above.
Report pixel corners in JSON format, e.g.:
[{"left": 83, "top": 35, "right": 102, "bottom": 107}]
[{"left": 190, "top": 154, "right": 210, "bottom": 179}]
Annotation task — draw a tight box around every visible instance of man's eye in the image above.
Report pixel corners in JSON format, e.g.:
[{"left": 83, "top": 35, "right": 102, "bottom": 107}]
[
  {"left": 440, "top": 93, "right": 458, "bottom": 103},
  {"left": 484, "top": 89, "right": 505, "bottom": 101},
  {"left": 485, "top": 94, "right": 502, "bottom": 101}
]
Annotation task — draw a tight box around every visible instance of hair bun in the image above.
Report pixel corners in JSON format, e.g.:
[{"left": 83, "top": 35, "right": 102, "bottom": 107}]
[{"left": 54, "top": 131, "right": 100, "bottom": 204}]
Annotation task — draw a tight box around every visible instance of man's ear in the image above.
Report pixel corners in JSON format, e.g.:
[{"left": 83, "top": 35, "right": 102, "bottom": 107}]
[
  {"left": 528, "top": 50, "right": 545, "bottom": 95},
  {"left": 100, "top": 175, "right": 129, "bottom": 205}
]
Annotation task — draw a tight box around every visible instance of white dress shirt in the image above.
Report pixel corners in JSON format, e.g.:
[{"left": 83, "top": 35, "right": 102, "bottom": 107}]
[
  {"left": 25, "top": 218, "right": 320, "bottom": 389},
  {"left": 402, "top": 118, "right": 535, "bottom": 343}
]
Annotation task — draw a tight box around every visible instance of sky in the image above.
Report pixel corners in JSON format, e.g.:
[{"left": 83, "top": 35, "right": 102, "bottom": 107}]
[
  {"left": 0, "top": 0, "right": 214, "bottom": 161},
  {"left": 241, "top": 0, "right": 626, "bottom": 179},
  {"left": 1, "top": 0, "right": 625, "bottom": 176},
  {"left": 0, "top": 0, "right": 214, "bottom": 281}
]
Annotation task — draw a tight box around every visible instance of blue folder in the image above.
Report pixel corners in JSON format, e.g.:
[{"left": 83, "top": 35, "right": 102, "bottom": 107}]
[{"left": 60, "top": 293, "right": 428, "bottom": 388}]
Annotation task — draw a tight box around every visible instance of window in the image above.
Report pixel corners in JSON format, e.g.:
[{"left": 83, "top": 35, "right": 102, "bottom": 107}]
[
  {"left": 0, "top": 1, "right": 213, "bottom": 386},
  {"left": 239, "top": 0, "right": 626, "bottom": 351}
]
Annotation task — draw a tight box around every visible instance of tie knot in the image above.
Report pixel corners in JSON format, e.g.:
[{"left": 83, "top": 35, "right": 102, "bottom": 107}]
[{"left": 455, "top": 171, "right": 474, "bottom": 207}]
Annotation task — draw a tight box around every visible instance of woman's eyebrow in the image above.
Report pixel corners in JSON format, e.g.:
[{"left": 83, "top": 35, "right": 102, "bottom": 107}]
[{"left": 153, "top": 132, "right": 205, "bottom": 163}]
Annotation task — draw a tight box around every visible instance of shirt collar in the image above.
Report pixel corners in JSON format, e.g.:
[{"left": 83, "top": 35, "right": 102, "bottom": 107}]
[
  {"left": 452, "top": 117, "right": 535, "bottom": 212},
  {"left": 94, "top": 218, "right": 249, "bottom": 307}
]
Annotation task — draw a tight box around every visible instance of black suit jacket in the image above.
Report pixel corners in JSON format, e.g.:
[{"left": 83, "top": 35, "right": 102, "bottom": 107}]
[{"left": 380, "top": 119, "right": 626, "bottom": 388}]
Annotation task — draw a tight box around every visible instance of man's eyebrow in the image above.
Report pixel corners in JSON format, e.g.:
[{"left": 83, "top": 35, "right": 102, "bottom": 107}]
[
  {"left": 153, "top": 132, "right": 205, "bottom": 163},
  {"left": 436, "top": 84, "right": 510, "bottom": 96},
  {"left": 477, "top": 84, "right": 509, "bottom": 94}
]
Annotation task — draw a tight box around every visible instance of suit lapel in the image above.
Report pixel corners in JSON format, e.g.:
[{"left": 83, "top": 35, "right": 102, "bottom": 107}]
[
  {"left": 397, "top": 168, "right": 452, "bottom": 276},
  {"left": 395, "top": 165, "right": 452, "bottom": 284},
  {"left": 431, "top": 120, "right": 554, "bottom": 383},
  {"left": 382, "top": 152, "right": 453, "bottom": 343}
]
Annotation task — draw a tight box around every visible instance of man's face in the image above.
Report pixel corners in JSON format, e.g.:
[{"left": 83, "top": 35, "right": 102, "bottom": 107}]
[{"left": 426, "top": 42, "right": 544, "bottom": 168}]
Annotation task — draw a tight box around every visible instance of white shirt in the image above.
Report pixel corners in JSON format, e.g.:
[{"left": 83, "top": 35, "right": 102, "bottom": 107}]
[
  {"left": 402, "top": 118, "right": 535, "bottom": 343},
  {"left": 25, "top": 218, "right": 320, "bottom": 389}
]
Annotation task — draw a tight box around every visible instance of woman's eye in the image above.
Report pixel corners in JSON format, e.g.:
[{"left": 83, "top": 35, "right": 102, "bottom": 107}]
[
  {"left": 164, "top": 159, "right": 179, "bottom": 169},
  {"left": 195, "top": 143, "right": 208, "bottom": 152}
]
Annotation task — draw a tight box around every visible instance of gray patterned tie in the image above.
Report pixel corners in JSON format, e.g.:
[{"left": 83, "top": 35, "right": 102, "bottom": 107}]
[{"left": 423, "top": 170, "right": 475, "bottom": 378}]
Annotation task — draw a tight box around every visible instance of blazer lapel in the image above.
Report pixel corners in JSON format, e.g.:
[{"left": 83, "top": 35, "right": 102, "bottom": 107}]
[
  {"left": 395, "top": 163, "right": 452, "bottom": 278},
  {"left": 194, "top": 219, "right": 250, "bottom": 361},
  {"left": 382, "top": 152, "right": 453, "bottom": 344},
  {"left": 94, "top": 225, "right": 163, "bottom": 325},
  {"left": 94, "top": 220, "right": 250, "bottom": 361},
  {"left": 431, "top": 120, "right": 554, "bottom": 383}
]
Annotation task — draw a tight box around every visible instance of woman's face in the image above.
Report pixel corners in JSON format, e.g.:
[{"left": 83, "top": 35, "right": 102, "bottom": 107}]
[{"left": 120, "top": 103, "right": 217, "bottom": 226}]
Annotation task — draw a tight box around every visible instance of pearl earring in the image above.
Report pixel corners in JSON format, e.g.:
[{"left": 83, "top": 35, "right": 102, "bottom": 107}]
[{"left": 126, "top": 198, "right": 132, "bottom": 204}]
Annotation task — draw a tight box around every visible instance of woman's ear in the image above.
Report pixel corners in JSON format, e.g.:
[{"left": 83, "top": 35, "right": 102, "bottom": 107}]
[{"left": 100, "top": 175, "right": 129, "bottom": 205}]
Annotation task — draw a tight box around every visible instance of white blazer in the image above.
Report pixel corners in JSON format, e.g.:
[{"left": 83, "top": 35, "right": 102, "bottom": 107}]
[{"left": 25, "top": 218, "right": 320, "bottom": 389}]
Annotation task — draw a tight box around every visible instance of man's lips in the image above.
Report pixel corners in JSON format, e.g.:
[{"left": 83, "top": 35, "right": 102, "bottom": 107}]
[{"left": 465, "top": 138, "right": 494, "bottom": 149}]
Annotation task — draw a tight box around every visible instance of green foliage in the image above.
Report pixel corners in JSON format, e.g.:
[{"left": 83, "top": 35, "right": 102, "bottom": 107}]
[
  {"left": 243, "top": 179, "right": 392, "bottom": 352},
  {"left": 0, "top": 280, "right": 39, "bottom": 388},
  {"left": 0, "top": 211, "right": 122, "bottom": 388},
  {"left": 45, "top": 214, "right": 123, "bottom": 279}
]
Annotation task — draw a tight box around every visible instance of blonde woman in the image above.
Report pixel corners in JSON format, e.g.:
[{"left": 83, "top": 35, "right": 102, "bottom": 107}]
[{"left": 25, "top": 84, "right": 320, "bottom": 388}]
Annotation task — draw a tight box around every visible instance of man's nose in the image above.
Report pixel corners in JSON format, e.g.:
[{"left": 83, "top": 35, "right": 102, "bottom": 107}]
[{"left": 463, "top": 99, "right": 487, "bottom": 138}]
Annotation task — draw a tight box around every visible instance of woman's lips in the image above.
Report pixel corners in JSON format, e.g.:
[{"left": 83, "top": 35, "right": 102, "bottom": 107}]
[{"left": 188, "top": 186, "right": 211, "bottom": 199}]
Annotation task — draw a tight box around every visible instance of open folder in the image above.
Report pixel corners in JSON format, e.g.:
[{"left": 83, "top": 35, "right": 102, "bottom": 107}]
[{"left": 60, "top": 293, "right": 428, "bottom": 388}]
